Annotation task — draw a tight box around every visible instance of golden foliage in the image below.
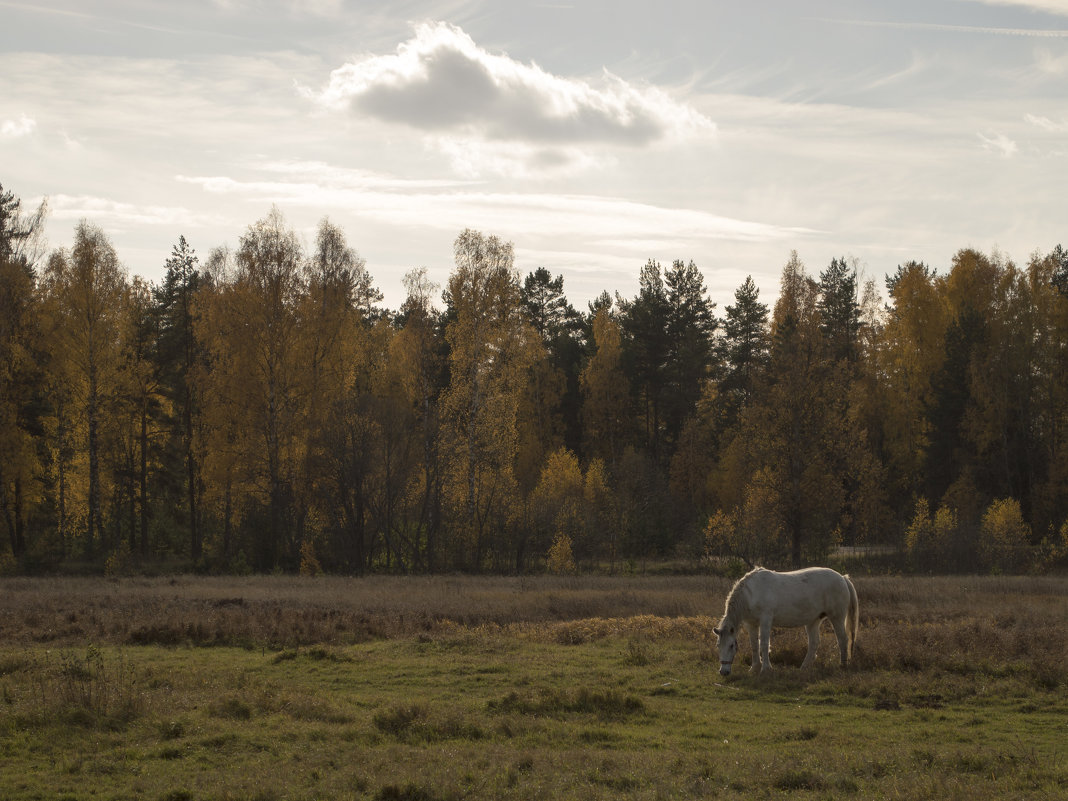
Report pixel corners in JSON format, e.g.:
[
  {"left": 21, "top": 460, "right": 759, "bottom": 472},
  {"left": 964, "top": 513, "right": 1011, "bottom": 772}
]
[{"left": 979, "top": 498, "right": 1032, "bottom": 572}]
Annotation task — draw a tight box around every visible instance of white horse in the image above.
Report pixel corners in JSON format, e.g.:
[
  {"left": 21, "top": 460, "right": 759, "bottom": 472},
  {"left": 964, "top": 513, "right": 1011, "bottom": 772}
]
[{"left": 713, "top": 566, "right": 859, "bottom": 676}]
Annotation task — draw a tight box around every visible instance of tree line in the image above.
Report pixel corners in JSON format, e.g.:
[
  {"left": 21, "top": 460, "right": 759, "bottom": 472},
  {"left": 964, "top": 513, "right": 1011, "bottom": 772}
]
[{"left": 2, "top": 182, "right": 1067, "bottom": 575}]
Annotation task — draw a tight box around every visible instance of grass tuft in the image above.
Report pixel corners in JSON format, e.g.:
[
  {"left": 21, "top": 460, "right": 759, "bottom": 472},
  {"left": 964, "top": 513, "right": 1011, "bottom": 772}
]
[
  {"left": 774, "top": 768, "right": 825, "bottom": 791},
  {"left": 489, "top": 687, "right": 644, "bottom": 720}
]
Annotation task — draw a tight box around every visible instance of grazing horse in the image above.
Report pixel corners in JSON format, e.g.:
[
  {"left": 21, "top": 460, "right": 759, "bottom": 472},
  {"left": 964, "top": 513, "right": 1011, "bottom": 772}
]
[{"left": 713, "top": 567, "right": 859, "bottom": 676}]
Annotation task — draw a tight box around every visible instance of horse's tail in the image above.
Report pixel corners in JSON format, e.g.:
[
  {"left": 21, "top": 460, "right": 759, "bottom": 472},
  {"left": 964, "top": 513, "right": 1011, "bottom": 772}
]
[{"left": 844, "top": 574, "right": 859, "bottom": 660}]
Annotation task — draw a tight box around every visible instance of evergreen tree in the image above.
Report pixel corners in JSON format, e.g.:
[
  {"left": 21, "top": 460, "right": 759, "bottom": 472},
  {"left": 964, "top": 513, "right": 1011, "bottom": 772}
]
[
  {"left": 663, "top": 259, "right": 717, "bottom": 450},
  {"left": 817, "top": 257, "right": 861, "bottom": 364},
  {"left": 719, "top": 275, "right": 769, "bottom": 423},
  {"left": 618, "top": 260, "right": 671, "bottom": 457},
  {"left": 521, "top": 267, "right": 583, "bottom": 455},
  {"left": 154, "top": 236, "right": 203, "bottom": 559}
]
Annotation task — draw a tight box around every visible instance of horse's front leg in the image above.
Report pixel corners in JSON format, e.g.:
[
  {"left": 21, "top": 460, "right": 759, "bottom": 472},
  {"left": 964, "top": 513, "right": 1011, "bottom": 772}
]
[
  {"left": 801, "top": 621, "right": 820, "bottom": 669},
  {"left": 758, "top": 618, "right": 773, "bottom": 674},
  {"left": 746, "top": 624, "right": 760, "bottom": 675}
]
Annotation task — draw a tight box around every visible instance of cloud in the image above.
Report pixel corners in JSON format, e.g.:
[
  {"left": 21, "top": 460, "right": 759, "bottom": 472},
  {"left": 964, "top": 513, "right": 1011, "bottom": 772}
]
[
  {"left": 1033, "top": 47, "right": 1068, "bottom": 74},
  {"left": 961, "top": 0, "right": 1068, "bottom": 16},
  {"left": 307, "top": 21, "right": 714, "bottom": 149},
  {"left": 819, "top": 17, "right": 1068, "bottom": 37},
  {"left": 49, "top": 194, "right": 222, "bottom": 227},
  {"left": 1, "top": 113, "right": 36, "bottom": 138},
  {"left": 1025, "top": 112, "right": 1068, "bottom": 131},
  {"left": 431, "top": 136, "right": 617, "bottom": 179},
  {"left": 978, "top": 132, "right": 1019, "bottom": 157},
  {"left": 178, "top": 162, "right": 810, "bottom": 248}
]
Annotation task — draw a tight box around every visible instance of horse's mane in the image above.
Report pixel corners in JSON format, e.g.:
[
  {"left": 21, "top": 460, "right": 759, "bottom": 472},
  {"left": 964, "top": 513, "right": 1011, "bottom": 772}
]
[{"left": 722, "top": 567, "right": 766, "bottom": 624}]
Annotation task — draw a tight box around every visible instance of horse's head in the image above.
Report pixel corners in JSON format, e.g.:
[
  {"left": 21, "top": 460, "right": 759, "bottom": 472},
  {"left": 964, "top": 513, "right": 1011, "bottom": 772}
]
[{"left": 712, "top": 622, "right": 738, "bottom": 676}]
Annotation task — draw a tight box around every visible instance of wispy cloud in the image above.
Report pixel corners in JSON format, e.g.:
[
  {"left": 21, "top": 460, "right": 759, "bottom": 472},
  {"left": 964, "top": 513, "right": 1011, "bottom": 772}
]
[
  {"left": 960, "top": 0, "right": 1068, "bottom": 17},
  {"left": 304, "top": 21, "right": 713, "bottom": 176},
  {"left": 978, "top": 131, "right": 1019, "bottom": 157},
  {"left": 430, "top": 136, "right": 617, "bottom": 179},
  {"left": 819, "top": 17, "right": 1068, "bottom": 37},
  {"left": 1025, "top": 112, "right": 1068, "bottom": 131},
  {"left": 48, "top": 194, "right": 222, "bottom": 227},
  {"left": 178, "top": 162, "right": 808, "bottom": 246},
  {"left": 1, "top": 113, "right": 36, "bottom": 138}
]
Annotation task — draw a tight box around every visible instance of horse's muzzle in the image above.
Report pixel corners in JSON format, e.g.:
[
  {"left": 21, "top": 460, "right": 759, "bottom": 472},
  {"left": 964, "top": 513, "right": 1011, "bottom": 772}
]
[{"left": 719, "top": 661, "right": 732, "bottom": 676}]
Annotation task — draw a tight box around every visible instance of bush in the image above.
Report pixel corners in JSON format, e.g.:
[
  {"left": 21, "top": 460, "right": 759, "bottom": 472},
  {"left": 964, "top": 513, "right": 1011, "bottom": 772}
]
[
  {"left": 30, "top": 645, "right": 143, "bottom": 729},
  {"left": 979, "top": 498, "right": 1032, "bottom": 573}
]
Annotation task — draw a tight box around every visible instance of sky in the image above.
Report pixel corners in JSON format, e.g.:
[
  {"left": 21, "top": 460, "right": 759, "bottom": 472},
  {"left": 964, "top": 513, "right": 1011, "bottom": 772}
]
[{"left": 2, "top": 0, "right": 1067, "bottom": 311}]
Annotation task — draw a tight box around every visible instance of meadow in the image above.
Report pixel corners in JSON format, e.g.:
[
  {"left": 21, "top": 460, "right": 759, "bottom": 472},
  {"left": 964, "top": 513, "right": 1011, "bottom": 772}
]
[{"left": 1, "top": 574, "right": 1066, "bottom": 800}]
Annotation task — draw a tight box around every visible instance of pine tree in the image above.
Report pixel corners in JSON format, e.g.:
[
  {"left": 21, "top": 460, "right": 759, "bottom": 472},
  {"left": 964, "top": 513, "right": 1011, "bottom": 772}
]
[
  {"left": 719, "top": 275, "right": 769, "bottom": 423},
  {"left": 155, "top": 235, "right": 203, "bottom": 559},
  {"left": 618, "top": 260, "right": 671, "bottom": 457},
  {"left": 663, "top": 259, "right": 717, "bottom": 450},
  {"left": 817, "top": 257, "right": 861, "bottom": 364}
]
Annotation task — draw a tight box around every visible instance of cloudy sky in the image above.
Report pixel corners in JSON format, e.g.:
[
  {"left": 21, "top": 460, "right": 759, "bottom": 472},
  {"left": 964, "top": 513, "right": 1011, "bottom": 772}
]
[{"left": 2, "top": 0, "right": 1067, "bottom": 309}]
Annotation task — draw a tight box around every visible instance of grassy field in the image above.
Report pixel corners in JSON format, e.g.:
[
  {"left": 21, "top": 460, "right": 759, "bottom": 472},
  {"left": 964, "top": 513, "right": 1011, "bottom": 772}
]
[{"left": 1, "top": 574, "right": 1066, "bottom": 800}]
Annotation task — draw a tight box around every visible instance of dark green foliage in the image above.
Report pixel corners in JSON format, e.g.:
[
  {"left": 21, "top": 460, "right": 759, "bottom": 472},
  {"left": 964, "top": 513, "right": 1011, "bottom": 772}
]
[{"left": 719, "top": 274, "right": 769, "bottom": 422}]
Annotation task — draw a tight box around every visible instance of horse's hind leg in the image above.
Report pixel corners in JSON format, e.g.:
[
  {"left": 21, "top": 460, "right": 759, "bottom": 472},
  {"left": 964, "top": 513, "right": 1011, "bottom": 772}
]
[
  {"left": 831, "top": 618, "right": 849, "bottom": 667},
  {"left": 801, "top": 621, "right": 820, "bottom": 669}
]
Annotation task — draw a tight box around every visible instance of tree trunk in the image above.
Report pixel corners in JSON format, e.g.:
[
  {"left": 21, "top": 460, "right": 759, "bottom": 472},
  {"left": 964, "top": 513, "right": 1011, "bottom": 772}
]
[
  {"left": 139, "top": 403, "right": 149, "bottom": 556},
  {"left": 87, "top": 373, "right": 100, "bottom": 559}
]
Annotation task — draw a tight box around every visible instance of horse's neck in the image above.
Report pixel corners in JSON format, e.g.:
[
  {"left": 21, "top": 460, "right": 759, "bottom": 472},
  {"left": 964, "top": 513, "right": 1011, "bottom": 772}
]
[{"left": 725, "top": 581, "right": 751, "bottom": 623}]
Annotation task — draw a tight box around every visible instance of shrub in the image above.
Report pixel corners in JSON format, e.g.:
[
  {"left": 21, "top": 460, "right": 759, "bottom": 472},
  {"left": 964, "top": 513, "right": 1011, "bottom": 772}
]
[
  {"left": 30, "top": 645, "right": 143, "bottom": 729},
  {"left": 979, "top": 498, "right": 1032, "bottom": 573}
]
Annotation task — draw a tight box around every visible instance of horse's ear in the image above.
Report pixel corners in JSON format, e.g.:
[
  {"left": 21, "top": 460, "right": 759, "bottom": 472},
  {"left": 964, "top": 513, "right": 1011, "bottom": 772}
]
[{"left": 712, "top": 626, "right": 721, "bottom": 637}]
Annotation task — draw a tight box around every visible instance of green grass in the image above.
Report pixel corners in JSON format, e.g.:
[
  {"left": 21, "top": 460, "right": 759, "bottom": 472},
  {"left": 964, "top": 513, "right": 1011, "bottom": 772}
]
[
  {"left": 1, "top": 575, "right": 1066, "bottom": 799},
  {"left": 1, "top": 633, "right": 1065, "bottom": 800}
]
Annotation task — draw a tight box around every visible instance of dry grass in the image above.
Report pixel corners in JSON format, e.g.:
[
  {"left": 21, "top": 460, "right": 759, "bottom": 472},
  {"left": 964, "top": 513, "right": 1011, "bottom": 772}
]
[
  {"left": 2, "top": 573, "right": 1066, "bottom": 800},
  {"left": 1, "top": 573, "right": 1065, "bottom": 687},
  {"left": 0, "top": 574, "right": 727, "bottom": 647}
]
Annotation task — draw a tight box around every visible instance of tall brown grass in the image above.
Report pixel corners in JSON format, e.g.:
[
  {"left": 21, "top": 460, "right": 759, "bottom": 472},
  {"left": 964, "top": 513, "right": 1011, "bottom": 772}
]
[{"left": 1, "top": 573, "right": 1065, "bottom": 687}]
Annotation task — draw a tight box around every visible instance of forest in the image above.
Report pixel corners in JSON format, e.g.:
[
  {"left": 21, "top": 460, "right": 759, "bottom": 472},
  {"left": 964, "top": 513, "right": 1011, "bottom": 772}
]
[{"left": 2, "top": 182, "right": 1067, "bottom": 575}]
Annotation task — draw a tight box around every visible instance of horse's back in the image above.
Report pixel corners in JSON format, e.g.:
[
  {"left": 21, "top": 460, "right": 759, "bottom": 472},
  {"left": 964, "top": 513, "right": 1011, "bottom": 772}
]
[{"left": 746, "top": 567, "right": 851, "bottom": 626}]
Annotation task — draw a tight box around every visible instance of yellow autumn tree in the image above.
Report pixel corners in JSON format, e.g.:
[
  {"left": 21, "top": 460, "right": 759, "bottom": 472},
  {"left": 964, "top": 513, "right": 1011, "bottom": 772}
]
[
  {"left": 440, "top": 229, "right": 541, "bottom": 569},
  {"left": 529, "top": 447, "right": 584, "bottom": 570},
  {"left": 42, "top": 221, "right": 128, "bottom": 558},
  {"left": 296, "top": 218, "right": 368, "bottom": 567},
  {"left": 0, "top": 187, "right": 49, "bottom": 560},
  {"left": 580, "top": 307, "right": 631, "bottom": 467},
  {"left": 196, "top": 209, "right": 308, "bottom": 569},
  {"left": 877, "top": 262, "right": 949, "bottom": 502}
]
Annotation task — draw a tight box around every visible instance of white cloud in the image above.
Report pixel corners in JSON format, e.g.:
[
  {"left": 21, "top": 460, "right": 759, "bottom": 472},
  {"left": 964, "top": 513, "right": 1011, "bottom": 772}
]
[
  {"left": 1033, "top": 47, "right": 1068, "bottom": 74},
  {"left": 49, "top": 194, "right": 222, "bottom": 227},
  {"left": 178, "top": 165, "right": 809, "bottom": 247},
  {"left": 962, "top": 0, "right": 1068, "bottom": 16},
  {"left": 1025, "top": 113, "right": 1068, "bottom": 131},
  {"left": 431, "top": 136, "right": 617, "bottom": 179},
  {"left": 307, "top": 21, "right": 714, "bottom": 153},
  {"left": 978, "top": 132, "right": 1019, "bottom": 157},
  {"left": 1, "top": 113, "right": 36, "bottom": 138},
  {"left": 820, "top": 17, "right": 1068, "bottom": 37}
]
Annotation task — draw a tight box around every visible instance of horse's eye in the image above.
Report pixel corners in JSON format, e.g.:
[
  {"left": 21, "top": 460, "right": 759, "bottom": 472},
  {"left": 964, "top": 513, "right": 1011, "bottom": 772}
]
[{"left": 730, "top": 626, "right": 735, "bottom": 635}]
